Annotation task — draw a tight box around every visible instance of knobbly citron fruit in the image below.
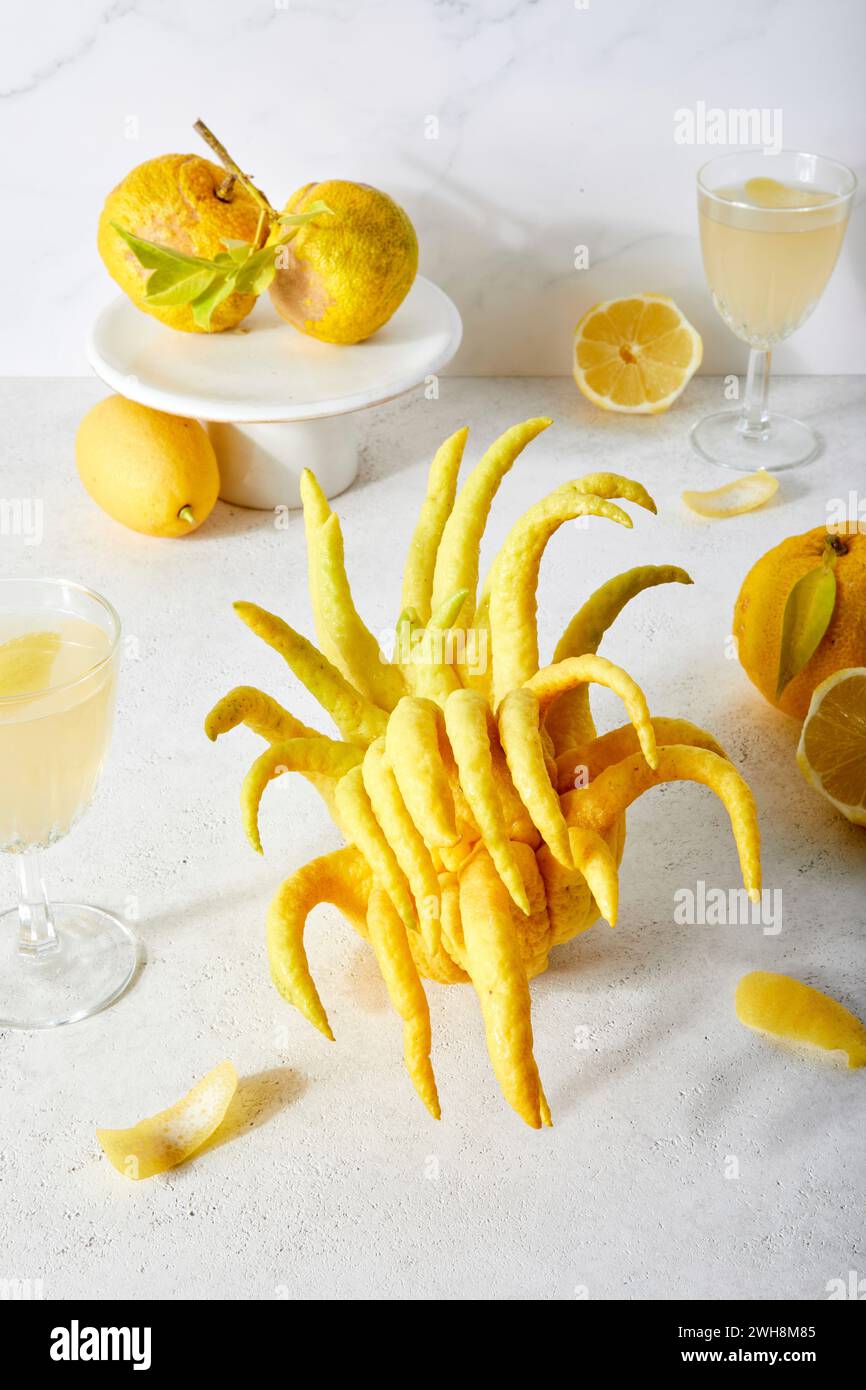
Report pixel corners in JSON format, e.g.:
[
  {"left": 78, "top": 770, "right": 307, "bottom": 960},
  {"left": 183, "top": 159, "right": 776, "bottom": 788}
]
[
  {"left": 796, "top": 668, "right": 866, "bottom": 825},
  {"left": 76, "top": 396, "right": 220, "bottom": 538},
  {"left": 98, "top": 155, "right": 260, "bottom": 333},
  {"left": 573, "top": 293, "right": 702, "bottom": 414},
  {"left": 733, "top": 526, "right": 866, "bottom": 719},
  {"left": 269, "top": 180, "right": 418, "bottom": 344}
]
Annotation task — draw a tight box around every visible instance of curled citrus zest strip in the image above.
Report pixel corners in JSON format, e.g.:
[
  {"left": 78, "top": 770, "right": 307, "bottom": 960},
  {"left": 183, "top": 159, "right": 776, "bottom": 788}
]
[
  {"left": 96, "top": 1061, "right": 239, "bottom": 1181},
  {"left": 682, "top": 470, "right": 779, "bottom": 518},
  {"left": 736, "top": 970, "right": 866, "bottom": 1068}
]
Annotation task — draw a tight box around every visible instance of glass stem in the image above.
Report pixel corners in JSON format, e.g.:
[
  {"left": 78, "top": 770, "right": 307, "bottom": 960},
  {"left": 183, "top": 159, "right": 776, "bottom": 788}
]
[
  {"left": 739, "top": 348, "right": 772, "bottom": 438},
  {"left": 16, "top": 851, "right": 58, "bottom": 957}
]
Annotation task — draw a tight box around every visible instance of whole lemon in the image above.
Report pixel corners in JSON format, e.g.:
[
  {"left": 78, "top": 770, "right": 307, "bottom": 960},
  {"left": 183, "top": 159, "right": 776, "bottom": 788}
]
[
  {"left": 269, "top": 180, "right": 418, "bottom": 344},
  {"left": 98, "top": 155, "right": 260, "bottom": 333},
  {"left": 76, "top": 396, "right": 220, "bottom": 538},
  {"left": 733, "top": 525, "right": 866, "bottom": 719}
]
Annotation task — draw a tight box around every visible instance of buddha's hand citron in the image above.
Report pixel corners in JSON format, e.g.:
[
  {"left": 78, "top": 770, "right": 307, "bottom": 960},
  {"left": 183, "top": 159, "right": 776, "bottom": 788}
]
[{"left": 76, "top": 396, "right": 219, "bottom": 538}]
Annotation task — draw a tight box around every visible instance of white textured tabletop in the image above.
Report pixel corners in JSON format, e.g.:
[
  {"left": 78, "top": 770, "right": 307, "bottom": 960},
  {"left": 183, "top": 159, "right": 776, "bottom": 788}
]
[{"left": 2, "top": 375, "right": 865, "bottom": 1302}]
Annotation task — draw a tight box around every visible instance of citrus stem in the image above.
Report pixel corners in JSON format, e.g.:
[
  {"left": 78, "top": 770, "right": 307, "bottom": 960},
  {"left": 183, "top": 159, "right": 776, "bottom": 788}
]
[
  {"left": 193, "top": 119, "right": 278, "bottom": 224},
  {"left": 178, "top": 506, "right": 196, "bottom": 526}
]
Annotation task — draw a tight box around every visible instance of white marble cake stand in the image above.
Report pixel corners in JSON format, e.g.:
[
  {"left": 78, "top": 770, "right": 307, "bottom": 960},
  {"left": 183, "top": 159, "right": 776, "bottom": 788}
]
[{"left": 87, "top": 276, "right": 463, "bottom": 509}]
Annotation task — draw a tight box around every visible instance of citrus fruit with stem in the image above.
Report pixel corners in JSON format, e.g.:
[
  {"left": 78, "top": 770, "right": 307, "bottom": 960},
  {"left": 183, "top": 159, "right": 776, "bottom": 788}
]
[{"left": 98, "top": 154, "right": 261, "bottom": 333}]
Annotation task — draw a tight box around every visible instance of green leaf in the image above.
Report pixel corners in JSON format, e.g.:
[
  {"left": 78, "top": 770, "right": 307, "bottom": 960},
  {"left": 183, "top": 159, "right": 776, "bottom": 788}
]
[
  {"left": 143, "top": 265, "right": 218, "bottom": 306},
  {"left": 111, "top": 223, "right": 215, "bottom": 273},
  {"left": 190, "top": 273, "right": 238, "bottom": 330},
  {"left": 776, "top": 560, "right": 838, "bottom": 697},
  {"left": 276, "top": 200, "right": 332, "bottom": 227},
  {"left": 233, "top": 242, "right": 280, "bottom": 296}
]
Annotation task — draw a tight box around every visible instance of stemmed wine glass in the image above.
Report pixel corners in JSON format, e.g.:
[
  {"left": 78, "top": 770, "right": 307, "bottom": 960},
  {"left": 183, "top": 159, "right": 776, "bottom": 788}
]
[
  {"left": 692, "top": 150, "right": 856, "bottom": 471},
  {"left": 0, "top": 578, "right": 137, "bottom": 1028}
]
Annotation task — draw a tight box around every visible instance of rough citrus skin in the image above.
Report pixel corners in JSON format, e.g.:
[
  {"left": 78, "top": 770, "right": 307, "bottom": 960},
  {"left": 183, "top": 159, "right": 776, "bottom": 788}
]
[
  {"left": 269, "top": 180, "right": 418, "bottom": 344},
  {"left": 98, "top": 154, "right": 261, "bottom": 333},
  {"left": 76, "top": 396, "right": 220, "bottom": 537},
  {"left": 733, "top": 526, "right": 866, "bottom": 720}
]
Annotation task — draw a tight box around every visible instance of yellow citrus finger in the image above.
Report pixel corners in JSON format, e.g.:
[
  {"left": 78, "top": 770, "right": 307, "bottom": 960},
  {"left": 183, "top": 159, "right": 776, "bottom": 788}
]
[
  {"left": 242, "top": 737, "right": 363, "bottom": 853},
  {"left": 431, "top": 417, "right": 552, "bottom": 626},
  {"left": 385, "top": 696, "right": 458, "bottom": 847},
  {"left": 267, "top": 846, "right": 372, "bottom": 1039},
  {"left": 555, "top": 715, "right": 726, "bottom": 792},
  {"left": 96, "top": 1061, "right": 238, "bottom": 1181},
  {"left": 573, "top": 473, "right": 657, "bottom": 514},
  {"left": 443, "top": 689, "right": 530, "bottom": 915},
  {"left": 233, "top": 601, "right": 387, "bottom": 747},
  {"left": 562, "top": 746, "right": 761, "bottom": 902},
  {"left": 683, "top": 470, "right": 779, "bottom": 519},
  {"left": 566, "top": 825, "right": 619, "bottom": 926},
  {"left": 205, "top": 685, "right": 321, "bottom": 744},
  {"left": 367, "top": 885, "right": 441, "bottom": 1118},
  {"left": 401, "top": 427, "right": 468, "bottom": 623},
  {"left": 548, "top": 565, "right": 692, "bottom": 751},
  {"left": 334, "top": 764, "right": 418, "bottom": 933},
  {"left": 485, "top": 485, "right": 633, "bottom": 705},
  {"left": 362, "top": 737, "right": 442, "bottom": 956},
  {"left": 313, "top": 511, "right": 407, "bottom": 710},
  {"left": 498, "top": 688, "right": 572, "bottom": 867},
  {"left": 736, "top": 970, "right": 866, "bottom": 1068},
  {"left": 526, "top": 653, "right": 658, "bottom": 771},
  {"left": 459, "top": 848, "right": 543, "bottom": 1129}
]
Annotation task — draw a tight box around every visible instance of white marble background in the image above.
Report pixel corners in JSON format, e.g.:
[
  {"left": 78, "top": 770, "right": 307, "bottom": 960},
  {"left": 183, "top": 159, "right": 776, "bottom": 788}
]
[{"left": 1, "top": 0, "right": 863, "bottom": 377}]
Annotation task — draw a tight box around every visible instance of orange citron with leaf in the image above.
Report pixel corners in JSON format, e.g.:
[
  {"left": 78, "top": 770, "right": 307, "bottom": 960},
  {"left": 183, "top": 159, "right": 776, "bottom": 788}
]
[{"left": 733, "top": 526, "right": 866, "bottom": 720}]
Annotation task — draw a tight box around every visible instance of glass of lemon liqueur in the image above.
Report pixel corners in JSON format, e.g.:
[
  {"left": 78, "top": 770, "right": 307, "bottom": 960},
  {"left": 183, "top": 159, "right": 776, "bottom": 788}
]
[
  {"left": 0, "top": 579, "right": 137, "bottom": 1027},
  {"left": 694, "top": 151, "right": 855, "bottom": 469}
]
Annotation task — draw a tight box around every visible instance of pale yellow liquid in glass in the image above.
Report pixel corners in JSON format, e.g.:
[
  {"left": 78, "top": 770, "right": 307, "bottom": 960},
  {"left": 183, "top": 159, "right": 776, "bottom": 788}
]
[
  {"left": 698, "top": 178, "right": 848, "bottom": 349},
  {"left": 0, "top": 615, "right": 116, "bottom": 851}
]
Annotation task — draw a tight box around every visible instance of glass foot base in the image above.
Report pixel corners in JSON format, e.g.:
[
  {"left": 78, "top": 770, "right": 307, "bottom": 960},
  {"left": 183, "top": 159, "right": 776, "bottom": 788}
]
[
  {"left": 690, "top": 410, "right": 820, "bottom": 472},
  {"left": 0, "top": 904, "right": 138, "bottom": 1029}
]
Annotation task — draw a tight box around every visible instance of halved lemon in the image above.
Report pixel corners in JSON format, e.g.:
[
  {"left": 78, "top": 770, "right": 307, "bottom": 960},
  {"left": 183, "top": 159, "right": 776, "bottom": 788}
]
[
  {"left": 573, "top": 293, "right": 702, "bottom": 415},
  {"left": 796, "top": 668, "right": 866, "bottom": 826}
]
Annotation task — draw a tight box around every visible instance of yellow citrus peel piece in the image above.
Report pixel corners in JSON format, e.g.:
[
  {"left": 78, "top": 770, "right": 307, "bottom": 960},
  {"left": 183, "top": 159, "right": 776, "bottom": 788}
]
[
  {"left": 736, "top": 971, "right": 866, "bottom": 1068},
  {"left": 96, "top": 1061, "right": 238, "bottom": 1180},
  {"left": 682, "top": 470, "right": 779, "bottom": 518}
]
